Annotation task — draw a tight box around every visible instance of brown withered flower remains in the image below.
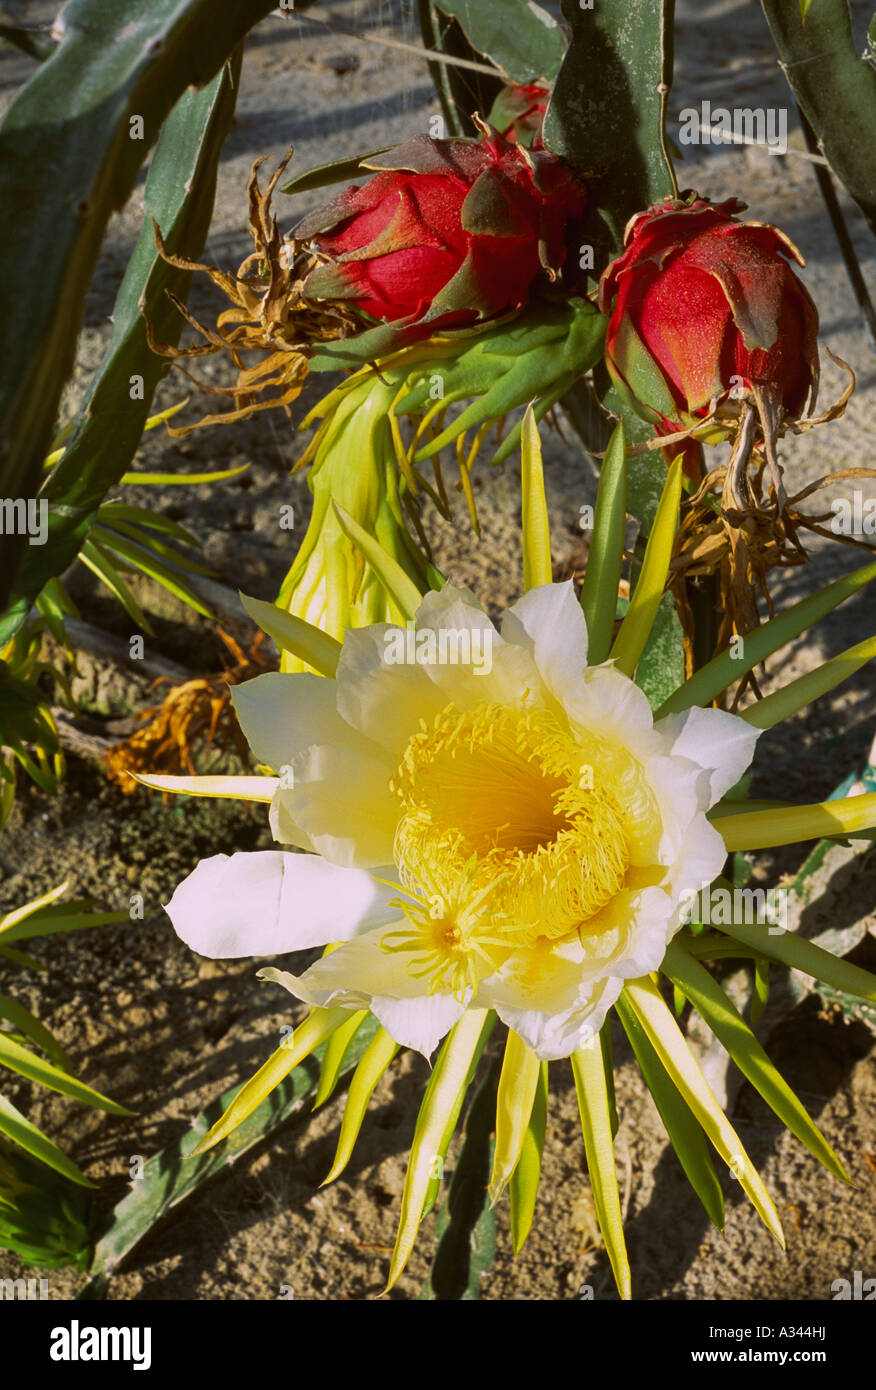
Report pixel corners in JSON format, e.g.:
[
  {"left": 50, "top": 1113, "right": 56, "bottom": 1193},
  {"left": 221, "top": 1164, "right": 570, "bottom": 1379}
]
[
  {"left": 146, "top": 151, "right": 358, "bottom": 434},
  {"left": 668, "top": 355, "right": 876, "bottom": 695}
]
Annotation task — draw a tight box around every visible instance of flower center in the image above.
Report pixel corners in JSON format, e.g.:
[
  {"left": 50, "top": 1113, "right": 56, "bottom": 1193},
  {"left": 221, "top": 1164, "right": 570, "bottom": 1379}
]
[
  {"left": 391, "top": 701, "right": 634, "bottom": 950},
  {"left": 380, "top": 880, "right": 509, "bottom": 1003}
]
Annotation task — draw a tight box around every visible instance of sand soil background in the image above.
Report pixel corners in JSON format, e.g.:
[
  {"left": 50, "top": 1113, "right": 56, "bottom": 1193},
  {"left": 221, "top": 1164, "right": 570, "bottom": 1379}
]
[{"left": 0, "top": 0, "right": 875, "bottom": 1301}]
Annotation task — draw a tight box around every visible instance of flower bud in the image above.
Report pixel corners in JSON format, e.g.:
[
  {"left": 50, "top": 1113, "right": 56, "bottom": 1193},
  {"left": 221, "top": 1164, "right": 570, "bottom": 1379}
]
[
  {"left": 277, "top": 373, "right": 429, "bottom": 671},
  {"left": 598, "top": 194, "right": 819, "bottom": 442},
  {"left": 295, "top": 130, "right": 585, "bottom": 334}
]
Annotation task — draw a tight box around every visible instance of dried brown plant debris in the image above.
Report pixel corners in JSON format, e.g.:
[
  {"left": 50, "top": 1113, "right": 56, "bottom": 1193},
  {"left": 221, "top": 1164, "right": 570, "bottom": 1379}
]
[
  {"left": 669, "top": 360, "right": 875, "bottom": 697},
  {"left": 146, "top": 151, "right": 359, "bottom": 433},
  {"left": 105, "top": 631, "right": 275, "bottom": 790}
]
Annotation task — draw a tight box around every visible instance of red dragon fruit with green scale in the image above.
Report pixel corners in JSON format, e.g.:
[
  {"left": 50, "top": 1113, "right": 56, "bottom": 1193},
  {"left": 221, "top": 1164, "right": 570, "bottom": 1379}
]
[
  {"left": 295, "top": 128, "right": 586, "bottom": 337},
  {"left": 598, "top": 193, "right": 819, "bottom": 447}
]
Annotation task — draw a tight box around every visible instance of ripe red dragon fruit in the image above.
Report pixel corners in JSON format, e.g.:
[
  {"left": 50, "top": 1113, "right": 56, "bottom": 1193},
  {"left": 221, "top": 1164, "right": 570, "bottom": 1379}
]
[
  {"left": 294, "top": 129, "right": 585, "bottom": 335},
  {"left": 598, "top": 193, "right": 819, "bottom": 445}
]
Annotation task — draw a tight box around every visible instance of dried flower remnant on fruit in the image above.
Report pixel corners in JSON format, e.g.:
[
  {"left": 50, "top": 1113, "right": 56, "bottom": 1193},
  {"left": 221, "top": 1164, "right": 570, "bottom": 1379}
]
[
  {"left": 667, "top": 353, "right": 875, "bottom": 685},
  {"left": 599, "top": 193, "right": 869, "bottom": 668},
  {"left": 145, "top": 152, "right": 359, "bottom": 434}
]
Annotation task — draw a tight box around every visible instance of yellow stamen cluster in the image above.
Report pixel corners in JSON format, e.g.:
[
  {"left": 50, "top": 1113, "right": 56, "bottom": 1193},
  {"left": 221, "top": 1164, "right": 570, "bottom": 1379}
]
[
  {"left": 381, "top": 869, "right": 510, "bottom": 1003},
  {"left": 385, "top": 701, "right": 640, "bottom": 987}
]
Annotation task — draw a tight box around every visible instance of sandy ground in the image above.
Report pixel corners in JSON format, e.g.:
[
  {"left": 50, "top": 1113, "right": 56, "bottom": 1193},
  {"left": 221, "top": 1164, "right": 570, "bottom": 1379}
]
[{"left": 1, "top": 0, "right": 875, "bottom": 1300}]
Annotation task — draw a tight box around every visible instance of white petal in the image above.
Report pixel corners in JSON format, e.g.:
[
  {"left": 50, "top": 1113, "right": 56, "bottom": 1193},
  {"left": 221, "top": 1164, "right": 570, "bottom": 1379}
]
[
  {"left": 164, "top": 852, "right": 399, "bottom": 959},
  {"left": 268, "top": 924, "right": 468, "bottom": 1056},
  {"left": 334, "top": 622, "right": 449, "bottom": 756},
  {"left": 479, "top": 953, "right": 623, "bottom": 1061},
  {"left": 231, "top": 672, "right": 386, "bottom": 774},
  {"left": 656, "top": 706, "right": 760, "bottom": 809},
  {"left": 369, "top": 994, "right": 468, "bottom": 1058},
  {"left": 501, "top": 582, "right": 589, "bottom": 706},
  {"left": 565, "top": 882, "right": 677, "bottom": 982},
  {"left": 646, "top": 752, "right": 702, "bottom": 861},
  {"left": 669, "top": 814, "right": 729, "bottom": 905},
  {"left": 606, "top": 885, "right": 678, "bottom": 977},
  {"left": 413, "top": 585, "right": 539, "bottom": 709},
  {"left": 269, "top": 787, "right": 314, "bottom": 852},
  {"left": 289, "top": 743, "right": 399, "bottom": 867},
  {"left": 415, "top": 583, "right": 485, "bottom": 623},
  {"left": 564, "top": 663, "right": 660, "bottom": 760}
]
